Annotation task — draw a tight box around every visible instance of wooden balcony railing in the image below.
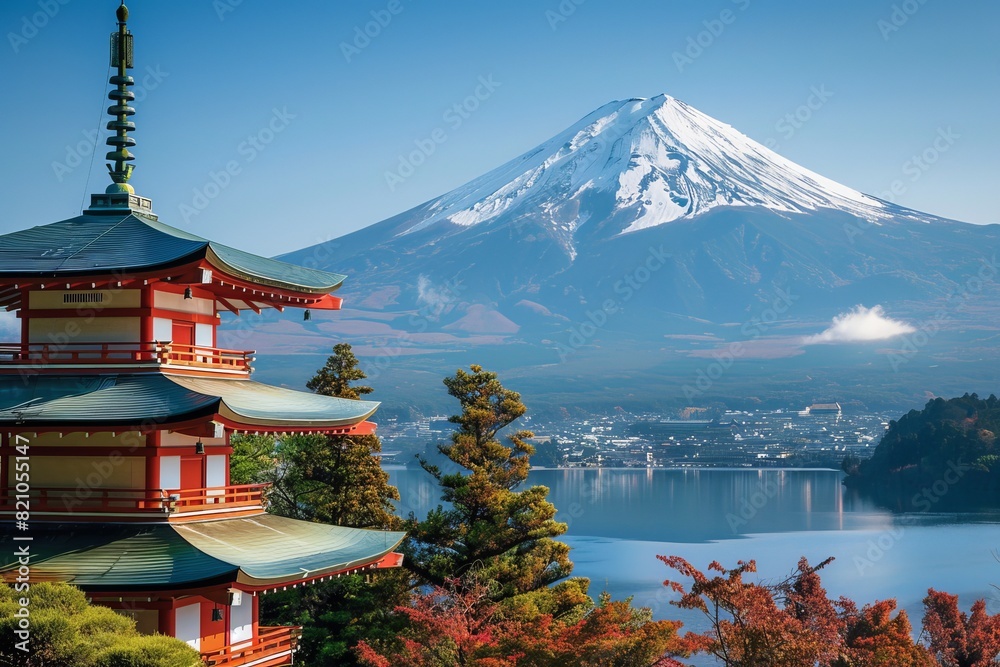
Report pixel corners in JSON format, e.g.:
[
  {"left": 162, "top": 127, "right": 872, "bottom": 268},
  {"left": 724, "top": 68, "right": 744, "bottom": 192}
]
[
  {"left": 204, "top": 626, "right": 301, "bottom": 667},
  {"left": 0, "top": 341, "right": 255, "bottom": 373},
  {"left": 166, "top": 484, "right": 268, "bottom": 513},
  {"left": 0, "top": 484, "right": 268, "bottom": 516}
]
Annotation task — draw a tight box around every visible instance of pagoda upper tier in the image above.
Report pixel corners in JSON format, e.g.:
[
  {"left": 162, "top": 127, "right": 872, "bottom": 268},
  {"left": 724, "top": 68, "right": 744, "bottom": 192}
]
[{"left": 0, "top": 205, "right": 346, "bottom": 314}]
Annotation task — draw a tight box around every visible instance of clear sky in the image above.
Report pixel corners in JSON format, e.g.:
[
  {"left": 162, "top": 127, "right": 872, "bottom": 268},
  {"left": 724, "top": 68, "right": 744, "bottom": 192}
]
[{"left": 0, "top": 0, "right": 996, "bottom": 256}]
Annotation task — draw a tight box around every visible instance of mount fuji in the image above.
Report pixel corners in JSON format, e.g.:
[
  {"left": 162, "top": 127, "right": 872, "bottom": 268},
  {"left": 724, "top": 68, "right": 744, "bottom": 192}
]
[
  {"left": 393, "top": 94, "right": 918, "bottom": 254},
  {"left": 263, "top": 95, "right": 999, "bottom": 411}
]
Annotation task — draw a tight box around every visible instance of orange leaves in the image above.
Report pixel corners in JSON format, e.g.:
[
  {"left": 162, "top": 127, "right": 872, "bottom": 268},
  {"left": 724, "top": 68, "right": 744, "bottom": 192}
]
[
  {"left": 923, "top": 589, "right": 1000, "bottom": 667},
  {"left": 660, "top": 555, "right": 1000, "bottom": 667},
  {"left": 660, "top": 555, "right": 951, "bottom": 667},
  {"left": 356, "top": 579, "right": 695, "bottom": 667}
]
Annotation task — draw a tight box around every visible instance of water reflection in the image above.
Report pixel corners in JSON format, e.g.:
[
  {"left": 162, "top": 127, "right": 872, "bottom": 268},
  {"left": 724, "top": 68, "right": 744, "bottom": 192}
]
[
  {"left": 389, "top": 467, "right": 892, "bottom": 541},
  {"left": 533, "top": 468, "right": 878, "bottom": 542}
]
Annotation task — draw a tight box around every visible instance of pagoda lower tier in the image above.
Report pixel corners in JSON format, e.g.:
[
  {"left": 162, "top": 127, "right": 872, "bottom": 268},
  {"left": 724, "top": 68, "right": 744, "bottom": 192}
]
[
  {"left": 0, "top": 369, "right": 405, "bottom": 666},
  {"left": 0, "top": 517, "right": 406, "bottom": 666}
]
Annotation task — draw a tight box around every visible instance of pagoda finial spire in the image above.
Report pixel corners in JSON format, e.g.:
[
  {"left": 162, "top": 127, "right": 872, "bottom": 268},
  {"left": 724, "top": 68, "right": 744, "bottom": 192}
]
[{"left": 105, "top": 1, "right": 136, "bottom": 194}]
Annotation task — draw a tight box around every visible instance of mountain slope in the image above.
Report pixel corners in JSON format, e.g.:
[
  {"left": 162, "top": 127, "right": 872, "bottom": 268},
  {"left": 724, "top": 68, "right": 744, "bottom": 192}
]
[{"left": 276, "top": 94, "right": 999, "bottom": 346}]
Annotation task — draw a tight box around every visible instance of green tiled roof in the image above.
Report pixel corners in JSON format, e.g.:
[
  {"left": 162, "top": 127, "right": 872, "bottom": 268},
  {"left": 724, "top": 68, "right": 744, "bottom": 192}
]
[
  {"left": 0, "top": 212, "right": 346, "bottom": 293},
  {"left": 169, "top": 376, "right": 379, "bottom": 427},
  {"left": 0, "top": 374, "right": 379, "bottom": 428},
  {"left": 177, "top": 515, "right": 406, "bottom": 586},
  {"left": 0, "top": 516, "right": 406, "bottom": 590}
]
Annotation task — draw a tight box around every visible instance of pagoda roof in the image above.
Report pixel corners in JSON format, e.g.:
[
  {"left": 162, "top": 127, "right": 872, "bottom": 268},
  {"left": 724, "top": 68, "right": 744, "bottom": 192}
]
[
  {"left": 0, "top": 515, "right": 406, "bottom": 590},
  {"left": 0, "top": 211, "right": 345, "bottom": 295},
  {"left": 0, "top": 373, "right": 379, "bottom": 429}
]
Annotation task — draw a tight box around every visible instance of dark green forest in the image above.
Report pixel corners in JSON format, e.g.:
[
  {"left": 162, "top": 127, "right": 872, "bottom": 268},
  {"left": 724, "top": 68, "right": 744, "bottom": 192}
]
[{"left": 843, "top": 393, "right": 1000, "bottom": 510}]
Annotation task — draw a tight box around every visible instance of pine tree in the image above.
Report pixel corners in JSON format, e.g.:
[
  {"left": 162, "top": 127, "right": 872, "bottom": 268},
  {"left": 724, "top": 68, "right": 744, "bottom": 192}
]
[
  {"left": 231, "top": 344, "right": 399, "bottom": 528},
  {"left": 404, "top": 364, "right": 572, "bottom": 598},
  {"left": 233, "top": 343, "right": 404, "bottom": 666},
  {"left": 306, "top": 342, "right": 373, "bottom": 399}
]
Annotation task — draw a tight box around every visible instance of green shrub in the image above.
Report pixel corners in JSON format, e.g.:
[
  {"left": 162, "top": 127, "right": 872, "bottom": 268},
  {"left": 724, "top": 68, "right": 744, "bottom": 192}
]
[{"left": 0, "top": 583, "right": 201, "bottom": 667}]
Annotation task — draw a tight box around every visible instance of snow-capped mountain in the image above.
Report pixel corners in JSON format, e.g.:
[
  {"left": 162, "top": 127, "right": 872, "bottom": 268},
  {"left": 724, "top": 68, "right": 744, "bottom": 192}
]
[
  {"left": 392, "top": 94, "right": 931, "bottom": 257},
  {"left": 278, "top": 94, "right": 997, "bottom": 343}
]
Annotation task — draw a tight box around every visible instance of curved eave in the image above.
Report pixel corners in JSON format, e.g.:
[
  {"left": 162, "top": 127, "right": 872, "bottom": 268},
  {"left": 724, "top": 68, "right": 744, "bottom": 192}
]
[
  {"left": 0, "top": 212, "right": 348, "bottom": 301},
  {"left": 0, "top": 525, "right": 241, "bottom": 591},
  {"left": 0, "top": 374, "right": 379, "bottom": 431},
  {"left": 167, "top": 375, "right": 380, "bottom": 429},
  {"left": 173, "top": 515, "right": 407, "bottom": 589},
  {"left": 206, "top": 244, "right": 346, "bottom": 296},
  {"left": 216, "top": 405, "right": 379, "bottom": 429},
  {"left": 234, "top": 537, "right": 406, "bottom": 588}
]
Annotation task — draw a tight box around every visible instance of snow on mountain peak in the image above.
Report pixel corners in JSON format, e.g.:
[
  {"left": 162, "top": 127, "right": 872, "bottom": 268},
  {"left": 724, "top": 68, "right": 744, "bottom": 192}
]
[{"left": 400, "top": 94, "right": 893, "bottom": 245}]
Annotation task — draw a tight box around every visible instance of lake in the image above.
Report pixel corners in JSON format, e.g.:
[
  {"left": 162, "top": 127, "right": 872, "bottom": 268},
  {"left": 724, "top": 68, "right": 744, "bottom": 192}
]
[{"left": 388, "top": 466, "right": 1000, "bottom": 648}]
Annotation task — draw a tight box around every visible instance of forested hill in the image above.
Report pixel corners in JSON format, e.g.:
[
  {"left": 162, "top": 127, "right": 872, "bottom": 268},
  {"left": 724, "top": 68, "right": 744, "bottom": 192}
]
[{"left": 843, "top": 393, "right": 1000, "bottom": 509}]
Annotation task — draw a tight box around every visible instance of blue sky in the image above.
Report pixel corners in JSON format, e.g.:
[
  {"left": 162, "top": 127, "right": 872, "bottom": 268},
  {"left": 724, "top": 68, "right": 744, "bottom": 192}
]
[{"left": 0, "top": 0, "right": 996, "bottom": 256}]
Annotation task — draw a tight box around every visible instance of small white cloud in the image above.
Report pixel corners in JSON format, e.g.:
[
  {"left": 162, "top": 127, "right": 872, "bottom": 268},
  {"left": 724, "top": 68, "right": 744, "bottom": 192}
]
[
  {"left": 415, "top": 275, "right": 460, "bottom": 319},
  {"left": 803, "top": 305, "right": 915, "bottom": 345}
]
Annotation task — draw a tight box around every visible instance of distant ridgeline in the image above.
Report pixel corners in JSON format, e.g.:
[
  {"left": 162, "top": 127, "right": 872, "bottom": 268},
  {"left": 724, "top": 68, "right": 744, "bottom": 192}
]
[{"left": 843, "top": 394, "right": 1000, "bottom": 510}]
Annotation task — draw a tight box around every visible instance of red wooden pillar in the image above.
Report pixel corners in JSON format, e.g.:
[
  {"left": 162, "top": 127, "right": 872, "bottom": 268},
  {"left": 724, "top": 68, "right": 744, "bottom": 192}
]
[
  {"left": 252, "top": 592, "right": 259, "bottom": 641},
  {"left": 141, "top": 285, "right": 154, "bottom": 343},
  {"left": 161, "top": 598, "right": 177, "bottom": 637},
  {"left": 145, "top": 431, "right": 161, "bottom": 502},
  {"left": 144, "top": 431, "right": 160, "bottom": 489}
]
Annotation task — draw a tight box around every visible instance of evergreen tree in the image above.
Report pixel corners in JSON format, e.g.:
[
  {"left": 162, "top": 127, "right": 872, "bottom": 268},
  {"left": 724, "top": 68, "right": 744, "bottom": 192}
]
[
  {"left": 306, "top": 342, "right": 373, "bottom": 399},
  {"left": 231, "top": 343, "right": 404, "bottom": 666},
  {"left": 230, "top": 344, "right": 399, "bottom": 528},
  {"left": 404, "top": 364, "right": 572, "bottom": 598}
]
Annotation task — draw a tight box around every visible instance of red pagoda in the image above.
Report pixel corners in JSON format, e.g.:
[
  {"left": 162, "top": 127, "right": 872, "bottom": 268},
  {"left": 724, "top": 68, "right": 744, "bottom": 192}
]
[{"left": 0, "top": 4, "right": 405, "bottom": 666}]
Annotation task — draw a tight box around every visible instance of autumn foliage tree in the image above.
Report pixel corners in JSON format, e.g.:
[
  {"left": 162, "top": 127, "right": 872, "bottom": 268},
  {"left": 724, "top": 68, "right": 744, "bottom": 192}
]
[
  {"left": 661, "top": 556, "right": 942, "bottom": 666},
  {"left": 923, "top": 589, "right": 1000, "bottom": 667},
  {"left": 404, "top": 365, "right": 572, "bottom": 598},
  {"left": 356, "top": 577, "right": 697, "bottom": 667}
]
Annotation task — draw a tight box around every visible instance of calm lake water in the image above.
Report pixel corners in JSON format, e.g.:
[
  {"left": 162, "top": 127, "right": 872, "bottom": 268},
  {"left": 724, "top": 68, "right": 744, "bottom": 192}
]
[{"left": 388, "top": 467, "right": 1000, "bottom": 643}]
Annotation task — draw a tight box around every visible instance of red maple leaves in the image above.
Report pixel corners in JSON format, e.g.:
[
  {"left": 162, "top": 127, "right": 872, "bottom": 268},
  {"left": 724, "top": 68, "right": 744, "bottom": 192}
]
[{"left": 661, "top": 555, "right": 1000, "bottom": 667}]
